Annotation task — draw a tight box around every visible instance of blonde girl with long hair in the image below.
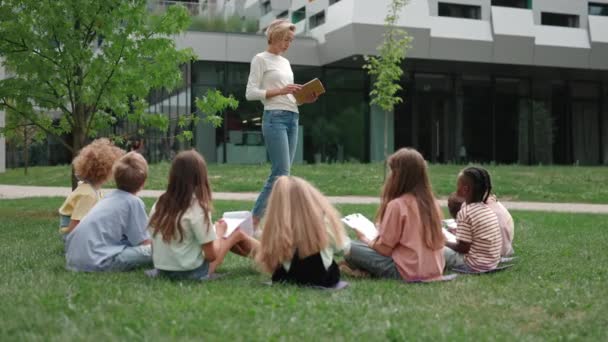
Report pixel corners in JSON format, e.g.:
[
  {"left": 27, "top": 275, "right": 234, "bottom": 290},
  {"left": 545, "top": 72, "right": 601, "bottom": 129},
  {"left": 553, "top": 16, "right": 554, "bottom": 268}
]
[
  {"left": 343, "top": 148, "right": 446, "bottom": 282},
  {"left": 148, "top": 150, "right": 254, "bottom": 280},
  {"left": 255, "top": 176, "right": 349, "bottom": 287}
]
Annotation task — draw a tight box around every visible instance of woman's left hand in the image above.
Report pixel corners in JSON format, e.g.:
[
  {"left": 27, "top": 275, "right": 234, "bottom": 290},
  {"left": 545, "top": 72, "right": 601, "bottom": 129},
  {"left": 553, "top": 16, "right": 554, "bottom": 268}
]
[{"left": 302, "top": 91, "right": 318, "bottom": 104}]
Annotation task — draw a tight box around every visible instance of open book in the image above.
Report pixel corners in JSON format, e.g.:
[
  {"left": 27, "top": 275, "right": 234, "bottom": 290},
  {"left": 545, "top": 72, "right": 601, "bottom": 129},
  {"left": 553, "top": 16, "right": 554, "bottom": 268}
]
[
  {"left": 442, "top": 219, "right": 457, "bottom": 243},
  {"left": 341, "top": 213, "right": 378, "bottom": 240},
  {"left": 294, "top": 78, "right": 325, "bottom": 104},
  {"left": 222, "top": 211, "right": 254, "bottom": 238}
]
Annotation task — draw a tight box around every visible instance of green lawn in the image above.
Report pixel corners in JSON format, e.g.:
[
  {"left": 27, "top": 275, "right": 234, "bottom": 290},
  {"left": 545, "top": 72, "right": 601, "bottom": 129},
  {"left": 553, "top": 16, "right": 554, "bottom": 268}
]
[
  {"left": 1, "top": 197, "right": 607, "bottom": 340},
  {"left": 2, "top": 163, "right": 608, "bottom": 203}
]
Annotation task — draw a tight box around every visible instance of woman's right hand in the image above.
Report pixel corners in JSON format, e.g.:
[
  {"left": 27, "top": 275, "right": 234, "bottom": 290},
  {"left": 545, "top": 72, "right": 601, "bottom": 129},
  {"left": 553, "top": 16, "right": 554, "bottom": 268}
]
[{"left": 281, "top": 84, "right": 302, "bottom": 95}]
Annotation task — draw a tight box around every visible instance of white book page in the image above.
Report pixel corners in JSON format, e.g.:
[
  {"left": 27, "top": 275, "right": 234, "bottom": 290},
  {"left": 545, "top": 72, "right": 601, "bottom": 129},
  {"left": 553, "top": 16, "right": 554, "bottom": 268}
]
[
  {"left": 442, "top": 228, "right": 457, "bottom": 244},
  {"left": 222, "top": 211, "right": 254, "bottom": 238},
  {"left": 341, "top": 213, "right": 378, "bottom": 240}
]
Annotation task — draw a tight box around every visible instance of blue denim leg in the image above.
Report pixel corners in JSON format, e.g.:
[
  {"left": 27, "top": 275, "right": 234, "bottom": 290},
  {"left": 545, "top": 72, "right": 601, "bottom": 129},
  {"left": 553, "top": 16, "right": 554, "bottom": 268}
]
[{"left": 252, "top": 110, "right": 299, "bottom": 218}]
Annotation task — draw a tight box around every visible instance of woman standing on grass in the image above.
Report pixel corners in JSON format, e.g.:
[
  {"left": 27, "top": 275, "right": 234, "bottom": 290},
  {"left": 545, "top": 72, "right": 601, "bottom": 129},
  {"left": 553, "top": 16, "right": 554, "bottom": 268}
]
[{"left": 245, "top": 19, "right": 318, "bottom": 227}]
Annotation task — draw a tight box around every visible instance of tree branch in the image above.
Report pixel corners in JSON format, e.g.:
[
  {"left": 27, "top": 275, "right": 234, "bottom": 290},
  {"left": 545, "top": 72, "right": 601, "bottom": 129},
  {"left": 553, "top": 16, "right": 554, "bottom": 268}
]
[{"left": 0, "top": 100, "right": 73, "bottom": 153}]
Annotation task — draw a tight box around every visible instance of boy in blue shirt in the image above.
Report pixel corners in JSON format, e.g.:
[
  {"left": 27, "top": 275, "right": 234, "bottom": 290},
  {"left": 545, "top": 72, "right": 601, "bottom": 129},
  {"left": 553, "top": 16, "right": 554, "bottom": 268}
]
[{"left": 65, "top": 152, "right": 152, "bottom": 272}]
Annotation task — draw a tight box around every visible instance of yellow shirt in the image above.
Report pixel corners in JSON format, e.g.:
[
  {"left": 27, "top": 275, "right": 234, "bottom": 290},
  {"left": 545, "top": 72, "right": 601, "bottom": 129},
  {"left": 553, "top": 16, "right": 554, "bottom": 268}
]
[{"left": 58, "top": 182, "right": 101, "bottom": 227}]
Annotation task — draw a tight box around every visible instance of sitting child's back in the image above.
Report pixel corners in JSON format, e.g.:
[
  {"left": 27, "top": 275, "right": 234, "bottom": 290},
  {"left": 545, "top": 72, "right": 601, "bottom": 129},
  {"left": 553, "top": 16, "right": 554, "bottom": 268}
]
[
  {"left": 456, "top": 200, "right": 502, "bottom": 272},
  {"left": 65, "top": 189, "right": 149, "bottom": 271}
]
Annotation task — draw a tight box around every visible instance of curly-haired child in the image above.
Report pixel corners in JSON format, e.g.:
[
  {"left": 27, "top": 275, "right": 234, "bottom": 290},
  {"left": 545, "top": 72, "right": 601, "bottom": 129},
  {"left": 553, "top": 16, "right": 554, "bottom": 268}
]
[{"left": 58, "top": 138, "right": 125, "bottom": 236}]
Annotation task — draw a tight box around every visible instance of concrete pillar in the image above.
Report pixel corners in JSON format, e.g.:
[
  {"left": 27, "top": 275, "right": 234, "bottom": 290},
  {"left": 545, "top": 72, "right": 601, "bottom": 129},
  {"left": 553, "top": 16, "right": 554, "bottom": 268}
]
[{"left": 370, "top": 104, "right": 394, "bottom": 162}]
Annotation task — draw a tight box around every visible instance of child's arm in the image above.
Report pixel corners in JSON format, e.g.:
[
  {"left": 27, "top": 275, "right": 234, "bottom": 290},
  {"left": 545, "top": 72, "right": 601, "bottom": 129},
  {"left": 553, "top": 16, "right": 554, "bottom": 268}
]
[
  {"left": 60, "top": 219, "right": 80, "bottom": 234},
  {"left": 445, "top": 239, "right": 471, "bottom": 254}
]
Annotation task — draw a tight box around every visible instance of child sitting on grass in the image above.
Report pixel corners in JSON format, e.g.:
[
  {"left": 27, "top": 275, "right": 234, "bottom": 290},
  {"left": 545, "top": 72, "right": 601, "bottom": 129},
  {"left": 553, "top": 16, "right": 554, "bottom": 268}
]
[
  {"left": 444, "top": 166, "right": 502, "bottom": 272},
  {"left": 255, "top": 176, "right": 350, "bottom": 288},
  {"left": 148, "top": 150, "right": 255, "bottom": 281},
  {"left": 447, "top": 168, "right": 514, "bottom": 257},
  {"left": 65, "top": 152, "right": 152, "bottom": 272},
  {"left": 343, "top": 148, "right": 445, "bottom": 282},
  {"left": 58, "top": 138, "right": 125, "bottom": 236}
]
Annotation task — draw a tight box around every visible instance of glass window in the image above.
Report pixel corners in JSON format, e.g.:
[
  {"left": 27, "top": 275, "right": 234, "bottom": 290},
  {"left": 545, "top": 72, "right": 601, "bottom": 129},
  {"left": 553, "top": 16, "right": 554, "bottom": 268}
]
[
  {"left": 309, "top": 11, "right": 325, "bottom": 29},
  {"left": 329, "top": 0, "right": 341, "bottom": 5},
  {"left": 541, "top": 12, "right": 579, "bottom": 28},
  {"left": 292, "top": 7, "right": 305, "bottom": 24},
  {"left": 323, "top": 68, "right": 365, "bottom": 90},
  {"left": 438, "top": 2, "right": 481, "bottom": 19},
  {"left": 589, "top": 2, "right": 608, "bottom": 16},
  {"left": 192, "top": 61, "right": 223, "bottom": 86},
  {"left": 261, "top": 1, "right": 271, "bottom": 15},
  {"left": 491, "top": 0, "right": 529, "bottom": 9},
  {"left": 277, "top": 10, "right": 288, "bottom": 19}
]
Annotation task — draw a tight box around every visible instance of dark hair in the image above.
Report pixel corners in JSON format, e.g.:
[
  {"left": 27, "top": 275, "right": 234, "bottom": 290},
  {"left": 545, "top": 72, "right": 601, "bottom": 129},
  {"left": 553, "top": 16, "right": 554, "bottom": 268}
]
[
  {"left": 149, "top": 150, "right": 212, "bottom": 243},
  {"left": 460, "top": 166, "right": 493, "bottom": 203},
  {"left": 447, "top": 192, "right": 465, "bottom": 219},
  {"left": 113, "top": 152, "right": 148, "bottom": 193}
]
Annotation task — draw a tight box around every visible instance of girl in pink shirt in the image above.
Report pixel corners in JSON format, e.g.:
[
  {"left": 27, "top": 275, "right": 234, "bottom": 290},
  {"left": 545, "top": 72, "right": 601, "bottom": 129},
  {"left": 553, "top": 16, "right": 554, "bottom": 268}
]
[{"left": 343, "top": 148, "right": 445, "bottom": 282}]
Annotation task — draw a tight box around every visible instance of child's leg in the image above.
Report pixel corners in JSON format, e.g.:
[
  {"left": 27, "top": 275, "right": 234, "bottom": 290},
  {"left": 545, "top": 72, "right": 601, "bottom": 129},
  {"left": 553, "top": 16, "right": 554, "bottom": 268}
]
[
  {"left": 110, "top": 244, "right": 152, "bottom": 271},
  {"left": 343, "top": 241, "right": 400, "bottom": 279},
  {"left": 443, "top": 247, "right": 466, "bottom": 270},
  {"left": 209, "top": 231, "right": 259, "bottom": 273}
]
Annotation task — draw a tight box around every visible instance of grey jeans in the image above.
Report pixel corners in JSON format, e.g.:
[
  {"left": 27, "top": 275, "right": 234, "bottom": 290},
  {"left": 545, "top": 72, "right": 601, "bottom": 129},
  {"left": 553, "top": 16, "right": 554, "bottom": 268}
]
[
  {"left": 344, "top": 241, "right": 401, "bottom": 279},
  {"left": 106, "top": 244, "right": 152, "bottom": 271}
]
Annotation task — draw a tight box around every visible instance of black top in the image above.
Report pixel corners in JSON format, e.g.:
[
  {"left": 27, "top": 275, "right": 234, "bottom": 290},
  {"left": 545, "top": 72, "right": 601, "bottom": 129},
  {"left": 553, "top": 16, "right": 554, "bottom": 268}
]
[{"left": 271, "top": 250, "right": 340, "bottom": 288}]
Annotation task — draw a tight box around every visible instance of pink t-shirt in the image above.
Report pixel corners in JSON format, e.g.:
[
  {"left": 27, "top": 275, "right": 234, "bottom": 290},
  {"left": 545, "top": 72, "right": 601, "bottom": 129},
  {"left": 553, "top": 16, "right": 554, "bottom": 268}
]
[
  {"left": 486, "top": 195, "right": 514, "bottom": 256},
  {"left": 376, "top": 194, "right": 445, "bottom": 282}
]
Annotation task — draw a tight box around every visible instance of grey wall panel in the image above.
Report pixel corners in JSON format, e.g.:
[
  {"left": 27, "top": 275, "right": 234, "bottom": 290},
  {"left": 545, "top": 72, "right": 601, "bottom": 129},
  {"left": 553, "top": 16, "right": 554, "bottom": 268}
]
[
  {"left": 284, "top": 38, "right": 322, "bottom": 66},
  {"left": 318, "top": 25, "right": 356, "bottom": 65},
  {"left": 589, "top": 15, "right": 608, "bottom": 43},
  {"left": 430, "top": 17, "right": 493, "bottom": 63},
  {"left": 492, "top": 7, "right": 534, "bottom": 37},
  {"left": 534, "top": 45, "right": 590, "bottom": 69},
  {"left": 175, "top": 32, "right": 228, "bottom": 61},
  {"left": 534, "top": 26, "right": 590, "bottom": 68},
  {"left": 493, "top": 36, "right": 534, "bottom": 65},
  {"left": 590, "top": 43, "right": 608, "bottom": 70},
  {"left": 226, "top": 35, "right": 267, "bottom": 63}
]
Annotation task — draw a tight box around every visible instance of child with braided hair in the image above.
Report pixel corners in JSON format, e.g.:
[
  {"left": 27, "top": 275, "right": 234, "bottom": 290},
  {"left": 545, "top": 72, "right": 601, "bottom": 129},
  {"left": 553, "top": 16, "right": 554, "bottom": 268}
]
[{"left": 444, "top": 166, "right": 502, "bottom": 272}]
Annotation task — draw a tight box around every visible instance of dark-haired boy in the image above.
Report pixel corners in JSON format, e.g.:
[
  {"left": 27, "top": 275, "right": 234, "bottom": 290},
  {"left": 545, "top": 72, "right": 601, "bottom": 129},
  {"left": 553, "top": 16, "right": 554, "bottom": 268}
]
[
  {"left": 65, "top": 152, "right": 152, "bottom": 272},
  {"left": 443, "top": 170, "right": 501, "bottom": 272}
]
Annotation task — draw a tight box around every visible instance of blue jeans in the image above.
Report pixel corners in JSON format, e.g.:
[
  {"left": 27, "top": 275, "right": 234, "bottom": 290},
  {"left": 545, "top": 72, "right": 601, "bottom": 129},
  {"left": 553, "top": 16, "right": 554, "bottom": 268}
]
[{"left": 252, "top": 110, "right": 299, "bottom": 218}]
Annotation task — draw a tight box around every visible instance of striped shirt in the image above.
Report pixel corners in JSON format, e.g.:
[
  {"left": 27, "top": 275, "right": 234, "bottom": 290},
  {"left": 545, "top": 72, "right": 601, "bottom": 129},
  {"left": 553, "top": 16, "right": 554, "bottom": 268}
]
[{"left": 456, "top": 202, "right": 502, "bottom": 271}]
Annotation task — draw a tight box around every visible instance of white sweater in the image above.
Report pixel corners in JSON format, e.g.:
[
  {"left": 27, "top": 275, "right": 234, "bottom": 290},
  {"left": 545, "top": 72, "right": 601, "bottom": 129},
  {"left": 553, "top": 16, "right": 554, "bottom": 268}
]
[{"left": 245, "top": 51, "right": 299, "bottom": 113}]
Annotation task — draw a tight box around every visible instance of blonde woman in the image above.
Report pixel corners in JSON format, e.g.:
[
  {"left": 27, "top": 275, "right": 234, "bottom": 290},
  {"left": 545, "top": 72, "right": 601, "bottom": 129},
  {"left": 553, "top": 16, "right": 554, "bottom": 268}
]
[
  {"left": 255, "top": 176, "right": 350, "bottom": 288},
  {"left": 246, "top": 19, "right": 318, "bottom": 226}
]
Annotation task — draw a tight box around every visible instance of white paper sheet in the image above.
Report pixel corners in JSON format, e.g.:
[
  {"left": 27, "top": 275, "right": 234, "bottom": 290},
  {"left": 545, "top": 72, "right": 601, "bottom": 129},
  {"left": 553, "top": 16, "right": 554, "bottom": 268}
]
[
  {"left": 222, "top": 211, "right": 254, "bottom": 238},
  {"left": 341, "top": 213, "right": 378, "bottom": 240}
]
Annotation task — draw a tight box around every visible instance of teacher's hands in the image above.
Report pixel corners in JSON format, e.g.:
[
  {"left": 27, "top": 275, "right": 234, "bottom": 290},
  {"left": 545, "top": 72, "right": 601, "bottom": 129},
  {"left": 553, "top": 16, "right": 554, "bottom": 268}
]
[
  {"left": 301, "top": 91, "right": 318, "bottom": 104},
  {"left": 281, "top": 84, "right": 302, "bottom": 95}
]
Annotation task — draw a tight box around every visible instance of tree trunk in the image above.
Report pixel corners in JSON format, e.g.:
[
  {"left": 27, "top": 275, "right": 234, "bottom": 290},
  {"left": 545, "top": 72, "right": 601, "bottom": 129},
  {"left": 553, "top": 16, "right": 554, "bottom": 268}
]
[
  {"left": 24, "top": 128, "right": 29, "bottom": 176},
  {"left": 71, "top": 123, "right": 86, "bottom": 190}
]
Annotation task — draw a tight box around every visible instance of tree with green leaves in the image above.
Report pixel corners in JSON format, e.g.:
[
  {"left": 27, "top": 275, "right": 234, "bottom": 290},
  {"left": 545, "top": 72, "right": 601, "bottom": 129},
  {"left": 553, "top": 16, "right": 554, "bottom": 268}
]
[
  {"left": 3, "top": 105, "right": 45, "bottom": 175},
  {"left": 363, "top": 0, "right": 412, "bottom": 162},
  {"left": 0, "top": 0, "right": 234, "bottom": 185}
]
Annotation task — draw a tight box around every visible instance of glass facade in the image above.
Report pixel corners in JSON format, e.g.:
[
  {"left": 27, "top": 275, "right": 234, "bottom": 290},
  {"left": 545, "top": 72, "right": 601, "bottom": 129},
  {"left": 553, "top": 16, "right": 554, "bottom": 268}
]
[{"left": 392, "top": 59, "right": 608, "bottom": 165}]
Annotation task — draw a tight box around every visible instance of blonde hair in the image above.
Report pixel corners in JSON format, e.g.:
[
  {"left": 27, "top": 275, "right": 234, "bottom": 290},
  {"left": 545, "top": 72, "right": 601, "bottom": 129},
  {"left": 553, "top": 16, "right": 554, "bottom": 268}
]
[
  {"left": 113, "top": 152, "right": 148, "bottom": 194},
  {"left": 377, "top": 148, "right": 444, "bottom": 250},
  {"left": 266, "top": 19, "right": 295, "bottom": 44},
  {"left": 72, "top": 138, "right": 125, "bottom": 185},
  {"left": 256, "top": 176, "right": 347, "bottom": 273}
]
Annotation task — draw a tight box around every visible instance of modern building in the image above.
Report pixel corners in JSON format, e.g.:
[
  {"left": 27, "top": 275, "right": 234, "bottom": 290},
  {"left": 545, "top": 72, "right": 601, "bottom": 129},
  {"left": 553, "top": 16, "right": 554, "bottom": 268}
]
[
  {"left": 0, "top": 65, "right": 5, "bottom": 172},
  {"left": 173, "top": 0, "right": 608, "bottom": 165},
  {"left": 3, "top": 0, "right": 608, "bottom": 167}
]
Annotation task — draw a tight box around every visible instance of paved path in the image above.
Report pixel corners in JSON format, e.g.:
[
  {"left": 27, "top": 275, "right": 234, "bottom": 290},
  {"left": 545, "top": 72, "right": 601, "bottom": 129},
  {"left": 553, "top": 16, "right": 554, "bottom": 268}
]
[{"left": 1, "top": 184, "right": 607, "bottom": 214}]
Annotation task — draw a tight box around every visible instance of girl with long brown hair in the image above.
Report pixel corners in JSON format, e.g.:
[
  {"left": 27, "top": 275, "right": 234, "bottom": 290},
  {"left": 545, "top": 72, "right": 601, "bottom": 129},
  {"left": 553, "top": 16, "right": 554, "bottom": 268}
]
[
  {"left": 148, "top": 150, "right": 254, "bottom": 280},
  {"left": 255, "top": 176, "right": 350, "bottom": 287},
  {"left": 343, "top": 148, "right": 445, "bottom": 282}
]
